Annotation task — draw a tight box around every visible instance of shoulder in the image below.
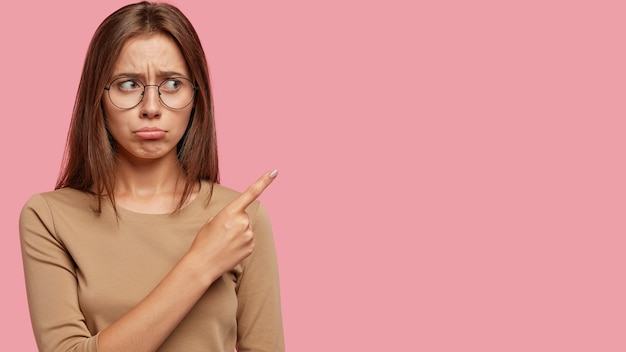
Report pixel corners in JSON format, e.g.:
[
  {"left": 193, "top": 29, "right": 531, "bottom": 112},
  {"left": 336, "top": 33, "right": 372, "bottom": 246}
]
[
  {"left": 21, "top": 188, "right": 97, "bottom": 219},
  {"left": 24, "top": 187, "right": 94, "bottom": 208},
  {"left": 206, "top": 183, "right": 256, "bottom": 209},
  {"left": 19, "top": 188, "right": 98, "bottom": 243},
  {"left": 205, "top": 182, "right": 265, "bottom": 220},
  {"left": 209, "top": 182, "right": 243, "bottom": 202}
]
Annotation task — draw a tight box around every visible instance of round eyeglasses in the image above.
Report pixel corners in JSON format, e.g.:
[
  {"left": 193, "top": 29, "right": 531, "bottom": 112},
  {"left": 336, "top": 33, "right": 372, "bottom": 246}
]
[{"left": 104, "top": 77, "right": 198, "bottom": 110}]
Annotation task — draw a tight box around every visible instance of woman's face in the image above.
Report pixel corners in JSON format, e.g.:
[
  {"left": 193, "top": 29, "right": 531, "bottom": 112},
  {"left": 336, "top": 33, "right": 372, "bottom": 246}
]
[{"left": 103, "top": 33, "right": 193, "bottom": 164}]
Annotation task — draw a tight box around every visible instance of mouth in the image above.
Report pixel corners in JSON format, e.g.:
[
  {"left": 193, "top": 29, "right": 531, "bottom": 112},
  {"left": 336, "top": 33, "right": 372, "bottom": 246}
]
[{"left": 135, "top": 127, "right": 166, "bottom": 140}]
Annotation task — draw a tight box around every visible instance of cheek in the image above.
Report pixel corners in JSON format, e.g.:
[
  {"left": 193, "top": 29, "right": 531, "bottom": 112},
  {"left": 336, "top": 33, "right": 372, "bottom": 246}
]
[
  {"left": 102, "top": 108, "right": 130, "bottom": 138},
  {"left": 176, "top": 109, "right": 193, "bottom": 133}
]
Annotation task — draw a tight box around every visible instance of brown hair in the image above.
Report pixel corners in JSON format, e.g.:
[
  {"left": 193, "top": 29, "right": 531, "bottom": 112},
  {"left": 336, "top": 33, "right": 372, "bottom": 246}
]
[{"left": 56, "top": 1, "right": 219, "bottom": 212}]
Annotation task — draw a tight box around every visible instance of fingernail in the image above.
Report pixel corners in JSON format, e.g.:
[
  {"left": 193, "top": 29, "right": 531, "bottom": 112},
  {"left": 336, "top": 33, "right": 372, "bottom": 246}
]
[{"left": 269, "top": 169, "right": 279, "bottom": 179}]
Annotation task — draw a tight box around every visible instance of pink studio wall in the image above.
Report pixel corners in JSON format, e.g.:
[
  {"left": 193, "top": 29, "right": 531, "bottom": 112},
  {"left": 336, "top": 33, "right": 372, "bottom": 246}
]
[{"left": 1, "top": 0, "right": 625, "bottom": 351}]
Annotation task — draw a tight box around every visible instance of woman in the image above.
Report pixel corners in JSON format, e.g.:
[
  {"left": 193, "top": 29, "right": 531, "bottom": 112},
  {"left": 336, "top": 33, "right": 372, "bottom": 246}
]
[{"left": 19, "top": 2, "right": 284, "bottom": 351}]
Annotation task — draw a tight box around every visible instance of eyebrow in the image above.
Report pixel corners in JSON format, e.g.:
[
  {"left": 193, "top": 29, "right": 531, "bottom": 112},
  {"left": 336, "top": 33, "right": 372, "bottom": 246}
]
[
  {"left": 111, "top": 70, "right": 190, "bottom": 79},
  {"left": 158, "top": 70, "right": 189, "bottom": 77}
]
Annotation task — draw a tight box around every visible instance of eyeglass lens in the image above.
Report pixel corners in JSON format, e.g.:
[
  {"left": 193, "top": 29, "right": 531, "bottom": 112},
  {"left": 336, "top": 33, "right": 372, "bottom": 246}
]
[{"left": 106, "top": 77, "right": 195, "bottom": 109}]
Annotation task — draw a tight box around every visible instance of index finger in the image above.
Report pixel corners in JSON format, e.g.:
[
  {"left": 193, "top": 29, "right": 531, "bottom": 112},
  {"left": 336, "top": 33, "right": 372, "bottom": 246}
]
[{"left": 226, "top": 169, "right": 279, "bottom": 212}]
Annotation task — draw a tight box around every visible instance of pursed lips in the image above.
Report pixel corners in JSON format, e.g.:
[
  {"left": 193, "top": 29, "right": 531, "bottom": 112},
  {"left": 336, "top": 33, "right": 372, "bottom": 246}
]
[{"left": 134, "top": 127, "right": 167, "bottom": 140}]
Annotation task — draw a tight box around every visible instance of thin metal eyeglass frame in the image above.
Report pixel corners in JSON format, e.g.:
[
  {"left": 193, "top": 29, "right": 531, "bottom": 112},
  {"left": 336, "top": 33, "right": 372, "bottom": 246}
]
[{"left": 103, "top": 77, "right": 198, "bottom": 110}]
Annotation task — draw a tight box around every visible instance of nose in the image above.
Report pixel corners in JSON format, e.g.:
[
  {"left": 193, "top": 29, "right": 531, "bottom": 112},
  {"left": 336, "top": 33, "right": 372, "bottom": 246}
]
[{"left": 140, "top": 84, "right": 161, "bottom": 119}]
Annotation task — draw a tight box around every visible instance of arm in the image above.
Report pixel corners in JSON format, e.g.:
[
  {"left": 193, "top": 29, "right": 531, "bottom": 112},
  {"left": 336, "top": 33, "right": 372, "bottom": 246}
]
[
  {"left": 20, "top": 194, "right": 101, "bottom": 352},
  {"left": 20, "top": 171, "right": 278, "bottom": 352},
  {"left": 20, "top": 194, "right": 223, "bottom": 352},
  {"left": 236, "top": 202, "right": 285, "bottom": 352}
]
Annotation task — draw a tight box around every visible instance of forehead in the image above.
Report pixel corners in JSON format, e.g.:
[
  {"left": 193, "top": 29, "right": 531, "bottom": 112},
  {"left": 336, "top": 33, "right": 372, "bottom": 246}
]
[{"left": 112, "top": 33, "right": 189, "bottom": 77}]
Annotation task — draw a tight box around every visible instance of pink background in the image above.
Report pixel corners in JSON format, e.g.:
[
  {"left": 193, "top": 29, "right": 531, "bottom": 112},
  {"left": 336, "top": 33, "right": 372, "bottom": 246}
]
[{"left": 1, "top": 0, "right": 625, "bottom": 350}]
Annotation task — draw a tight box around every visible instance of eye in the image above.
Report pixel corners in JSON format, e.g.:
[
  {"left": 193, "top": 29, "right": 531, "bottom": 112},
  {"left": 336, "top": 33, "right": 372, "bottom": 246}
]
[
  {"left": 117, "top": 79, "right": 141, "bottom": 91},
  {"left": 160, "top": 79, "right": 183, "bottom": 92}
]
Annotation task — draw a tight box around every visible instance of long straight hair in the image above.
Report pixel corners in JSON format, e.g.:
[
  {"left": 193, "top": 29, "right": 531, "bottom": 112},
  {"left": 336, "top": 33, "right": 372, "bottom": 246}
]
[{"left": 56, "top": 1, "right": 219, "bottom": 212}]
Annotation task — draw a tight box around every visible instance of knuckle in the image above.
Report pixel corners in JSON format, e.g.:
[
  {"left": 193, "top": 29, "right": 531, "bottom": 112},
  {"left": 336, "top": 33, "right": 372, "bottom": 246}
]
[
  {"left": 236, "top": 221, "right": 248, "bottom": 232},
  {"left": 238, "top": 215, "right": 250, "bottom": 227}
]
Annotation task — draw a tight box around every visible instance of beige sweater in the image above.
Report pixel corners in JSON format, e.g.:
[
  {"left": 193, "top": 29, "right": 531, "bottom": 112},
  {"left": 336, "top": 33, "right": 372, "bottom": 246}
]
[{"left": 19, "top": 182, "right": 284, "bottom": 352}]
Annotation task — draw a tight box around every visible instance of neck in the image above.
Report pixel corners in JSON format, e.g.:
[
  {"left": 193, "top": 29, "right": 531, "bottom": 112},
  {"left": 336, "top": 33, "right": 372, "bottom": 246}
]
[
  {"left": 112, "top": 154, "right": 197, "bottom": 214},
  {"left": 114, "top": 156, "right": 185, "bottom": 194}
]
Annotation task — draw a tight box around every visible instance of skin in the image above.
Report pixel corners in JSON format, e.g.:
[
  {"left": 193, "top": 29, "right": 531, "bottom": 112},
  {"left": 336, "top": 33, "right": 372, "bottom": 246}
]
[
  {"left": 96, "top": 33, "right": 278, "bottom": 352},
  {"left": 103, "top": 33, "right": 195, "bottom": 214}
]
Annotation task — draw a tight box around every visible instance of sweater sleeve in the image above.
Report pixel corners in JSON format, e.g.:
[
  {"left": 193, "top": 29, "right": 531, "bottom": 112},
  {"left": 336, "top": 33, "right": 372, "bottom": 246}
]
[
  {"left": 19, "top": 194, "right": 100, "bottom": 352},
  {"left": 235, "top": 202, "right": 285, "bottom": 352}
]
